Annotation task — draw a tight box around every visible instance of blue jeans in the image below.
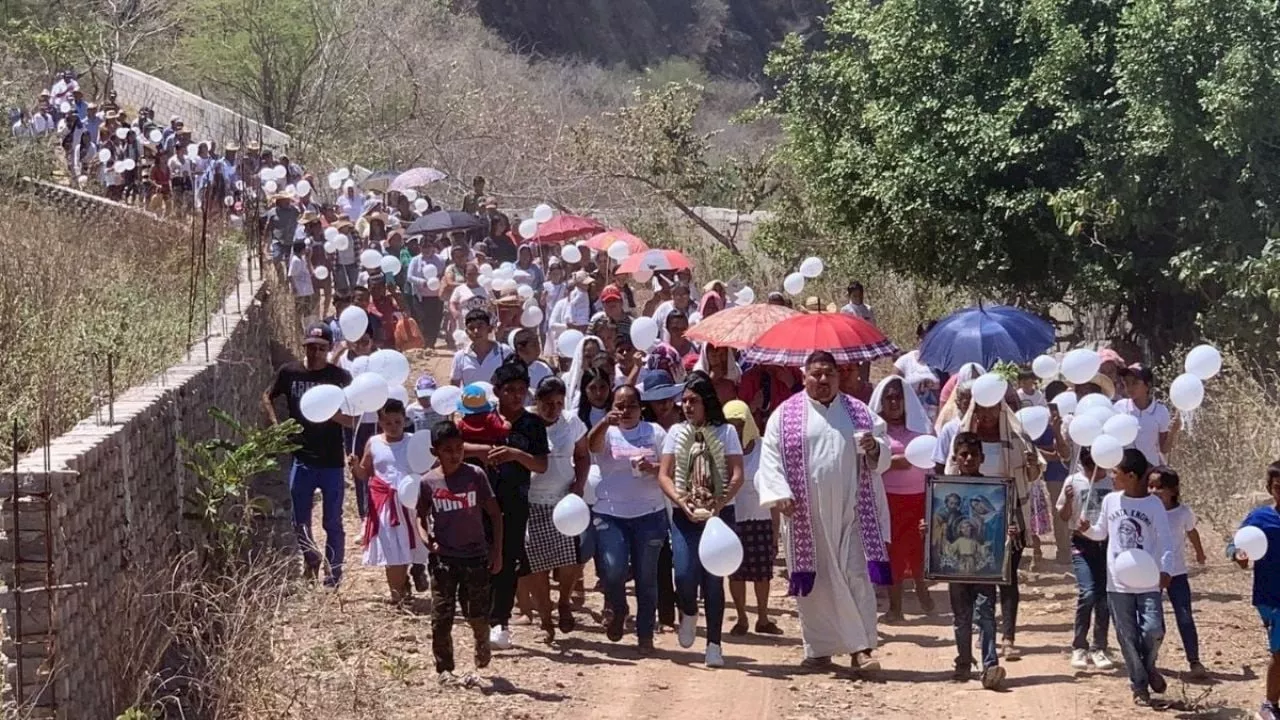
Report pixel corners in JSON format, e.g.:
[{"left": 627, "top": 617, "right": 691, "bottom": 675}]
[
  {"left": 289, "top": 460, "right": 346, "bottom": 584},
  {"left": 950, "top": 583, "right": 998, "bottom": 670},
  {"left": 1070, "top": 535, "right": 1111, "bottom": 651},
  {"left": 1110, "top": 591, "right": 1165, "bottom": 694},
  {"left": 1165, "top": 574, "right": 1200, "bottom": 664},
  {"left": 593, "top": 509, "right": 667, "bottom": 641},
  {"left": 669, "top": 505, "right": 736, "bottom": 646}
]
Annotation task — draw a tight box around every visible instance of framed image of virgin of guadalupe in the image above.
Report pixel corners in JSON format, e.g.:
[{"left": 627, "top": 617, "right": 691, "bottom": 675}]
[{"left": 923, "top": 476, "right": 1015, "bottom": 585}]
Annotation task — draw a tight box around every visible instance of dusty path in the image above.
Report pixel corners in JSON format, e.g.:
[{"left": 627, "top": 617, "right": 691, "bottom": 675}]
[{"left": 256, "top": 349, "right": 1265, "bottom": 720}]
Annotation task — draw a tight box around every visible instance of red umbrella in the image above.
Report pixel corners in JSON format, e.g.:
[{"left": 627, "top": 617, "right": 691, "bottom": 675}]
[
  {"left": 531, "top": 215, "right": 605, "bottom": 245},
  {"left": 742, "top": 312, "right": 900, "bottom": 366},
  {"left": 686, "top": 303, "right": 799, "bottom": 350},
  {"left": 616, "top": 249, "right": 692, "bottom": 274},
  {"left": 584, "top": 229, "right": 649, "bottom": 254}
]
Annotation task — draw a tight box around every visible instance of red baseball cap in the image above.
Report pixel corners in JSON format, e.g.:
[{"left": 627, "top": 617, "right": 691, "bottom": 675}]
[{"left": 600, "top": 286, "right": 623, "bottom": 303}]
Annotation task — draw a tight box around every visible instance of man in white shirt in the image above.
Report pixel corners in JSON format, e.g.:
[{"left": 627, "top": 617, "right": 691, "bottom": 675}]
[
  {"left": 1114, "top": 366, "right": 1172, "bottom": 466},
  {"left": 450, "top": 309, "right": 512, "bottom": 387}
]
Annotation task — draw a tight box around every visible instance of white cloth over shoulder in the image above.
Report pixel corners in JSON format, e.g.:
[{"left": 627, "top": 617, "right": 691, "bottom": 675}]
[{"left": 754, "top": 393, "right": 891, "bottom": 658}]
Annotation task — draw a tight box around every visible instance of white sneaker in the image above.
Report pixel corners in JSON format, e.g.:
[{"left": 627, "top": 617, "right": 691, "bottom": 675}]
[
  {"left": 678, "top": 611, "right": 697, "bottom": 649},
  {"left": 1090, "top": 649, "right": 1115, "bottom": 670},
  {"left": 489, "top": 625, "right": 512, "bottom": 650},
  {"left": 1070, "top": 648, "right": 1089, "bottom": 670},
  {"left": 705, "top": 642, "right": 724, "bottom": 668}
]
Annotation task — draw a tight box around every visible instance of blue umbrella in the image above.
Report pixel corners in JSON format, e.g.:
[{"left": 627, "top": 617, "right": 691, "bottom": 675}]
[{"left": 918, "top": 305, "right": 1055, "bottom": 373}]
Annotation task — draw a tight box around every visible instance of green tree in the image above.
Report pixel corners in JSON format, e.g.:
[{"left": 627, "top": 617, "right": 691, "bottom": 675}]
[{"left": 768, "top": 0, "right": 1280, "bottom": 358}]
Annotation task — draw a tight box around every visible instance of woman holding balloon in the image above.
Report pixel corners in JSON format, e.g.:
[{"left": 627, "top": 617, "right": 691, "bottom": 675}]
[
  {"left": 869, "top": 376, "right": 935, "bottom": 621},
  {"left": 657, "top": 371, "right": 744, "bottom": 668}
]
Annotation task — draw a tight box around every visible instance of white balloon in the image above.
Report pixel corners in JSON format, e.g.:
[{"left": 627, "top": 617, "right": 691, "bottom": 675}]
[
  {"left": 904, "top": 435, "right": 937, "bottom": 470},
  {"left": 1051, "top": 390, "right": 1078, "bottom": 415},
  {"left": 148, "top": 129, "right": 162, "bottom": 143},
  {"left": 424, "top": 263, "right": 439, "bottom": 279},
  {"left": 380, "top": 254, "right": 402, "bottom": 276},
  {"left": 1169, "top": 373, "right": 1205, "bottom": 411},
  {"left": 407, "top": 431, "right": 435, "bottom": 474},
  {"left": 1076, "top": 393, "right": 1113, "bottom": 416},
  {"left": 557, "top": 330, "right": 584, "bottom": 358},
  {"left": 338, "top": 306, "right": 369, "bottom": 341},
  {"left": 561, "top": 244, "right": 582, "bottom": 264},
  {"left": 431, "top": 385, "right": 463, "bottom": 417},
  {"left": 1015, "top": 406, "right": 1050, "bottom": 439},
  {"left": 336, "top": 167, "right": 351, "bottom": 180},
  {"left": 1102, "top": 414, "right": 1140, "bottom": 446},
  {"left": 368, "top": 348, "right": 411, "bottom": 385},
  {"left": 479, "top": 263, "right": 494, "bottom": 276},
  {"left": 533, "top": 204, "right": 554, "bottom": 223},
  {"left": 296, "top": 180, "right": 312, "bottom": 196},
  {"left": 333, "top": 234, "right": 350, "bottom": 252},
  {"left": 630, "top": 316, "right": 660, "bottom": 351},
  {"left": 1090, "top": 434, "right": 1125, "bottom": 469},
  {"left": 223, "top": 195, "right": 235, "bottom": 207},
  {"left": 735, "top": 286, "right": 756, "bottom": 305},
  {"left": 114, "top": 126, "right": 127, "bottom": 139},
  {"left": 552, "top": 494, "right": 591, "bottom": 537},
  {"left": 518, "top": 218, "right": 539, "bottom": 238},
  {"left": 259, "top": 168, "right": 274, "bottom": 182},
  {"left": 1031, "top": 355, "right": 1059, "bottom": 380},
  {"left": 388, "top": 381, "right": 409, "bottom": 405},
  {"left": 799, "top": 256, "right": 824, "bottom": 279},
  {"left": 346, "top": 372, "right": 389, "bottom": 413},
  {"left": 1061, "top": 348, "right": 1102, "bottom": 385},
  {"left": 414, "top": 198, "right": 430, "bottom": 213},
  {"left": 783, "top": 272, "right": 805, "bottom": 296},
  {"left": 123, "top": 158, "right": 137, "bottom": 171},
  {"left": 972, "top": 374, "right": 1008, "bottom": 408},
  {"left": 59, "top": 101, "right": 71, "bottom": 113},
  {"left": 313, "top": 265, "right": 329, "bottom": 280},
  {"left": 1068, "top": 413, "right": 1103, "bottom": 446},
  {"left": 97, "top": 148, "right": 111, "bottom": 163},
  {"left": 699, "top": 516, "right": 744, "bottom": 577},
  {"left": 517, "top": 284, "right": 534, "bottom": 300},
  {"left": 1185, "top": 344, "right": 1222, "bottom": 381},
  {"left": 324, "top": 226, "right": 341, "bottom": 242},
  {"left": 328, "top": 173, "right": 342, "bottom": 190},
  {"left": 350, "top": 355, "right": 371, "bottom": 377},
  {"left": 1235, "top": 526, "right": 1269, "bottom": 562},
  {"left": 323, "top": 240, "right": 337, "bottom": 254},
  {"left": 521, "top": 306, "right": 544, "bottom": 329},
  {"left": 402, "top": 188, "right": 418, "bottom": 202},
  {"left": 607, "top": 242, "right": 631, "bottom": 262},
  {"left": 1112, "top": 549, "right": 1160, "bottom": 589},
  {"left": 273, "top": 165, "right": 288, "bottom": 180},
  {"left": 395, "top": 472, "right": 421, "bottom": 510},
  {"left": 263, "top": 180, "right": 278, "bottom": 193},
  {"left": 113, "top": 161, "right": 127, "bottom": 174},
  {"left": 360, "top": 249, "right": 383, "bottom": 270},
  {"left": 426, "top": 277, "right": 440, "bottom": 291},
  {"left": 298, "top": 384, "right": 344, "bottom": 423}
]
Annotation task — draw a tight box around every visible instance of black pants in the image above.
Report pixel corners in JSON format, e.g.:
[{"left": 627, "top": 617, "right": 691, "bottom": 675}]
[
  {"left": 417, "top": 296, "right": 444, "bottom": 348},
  {"left": 430, "top": 555, "right": 491, "bottom": 673},
  {"left": 999, "top": 544, "right": 1024, "bottom": 642},
  {"left": 490, "top": 493, "right": 530, "bottom": 628},
  {"left": 658, "top": 537, "right": 677, "bottom": 626}
]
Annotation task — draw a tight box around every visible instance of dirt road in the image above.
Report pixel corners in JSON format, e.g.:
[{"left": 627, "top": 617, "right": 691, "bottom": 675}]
[{"left": 257, "top": 350, "right": 1265, "bottom": 720}]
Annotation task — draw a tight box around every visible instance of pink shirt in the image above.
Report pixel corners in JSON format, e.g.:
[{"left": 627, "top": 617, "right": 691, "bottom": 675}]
[{"left": 882, "top": 424, "right": 928, "bottom": 495}]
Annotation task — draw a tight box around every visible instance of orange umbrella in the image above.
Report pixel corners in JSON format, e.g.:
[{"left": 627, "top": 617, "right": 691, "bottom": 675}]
[
  {"left": 685, "top": 303, "right": 800, "bottom": 350},
  {"left": 585, "top": 229, "right": 649, "bottom": 255}
]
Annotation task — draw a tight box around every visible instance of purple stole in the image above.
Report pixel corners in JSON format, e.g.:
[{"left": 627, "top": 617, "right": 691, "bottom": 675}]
[{"left": 779, "top": 392, "right": 891, "bottom": 597}]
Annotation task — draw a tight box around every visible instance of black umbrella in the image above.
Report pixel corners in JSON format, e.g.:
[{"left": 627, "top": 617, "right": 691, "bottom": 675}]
[{"left": 406, "top": 210, "right": 486, "bottom": 236}]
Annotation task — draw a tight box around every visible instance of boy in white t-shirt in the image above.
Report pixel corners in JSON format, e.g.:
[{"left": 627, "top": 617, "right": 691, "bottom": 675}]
[
  {"left": 1078, "top": 449, "right": 1174, "bottom": 707},
  {"left": 1055, "top": 446, "right": 1116, "bottom": 671},
  {"left": 288, "top": 241, "right": 316, "bottom": 329}
]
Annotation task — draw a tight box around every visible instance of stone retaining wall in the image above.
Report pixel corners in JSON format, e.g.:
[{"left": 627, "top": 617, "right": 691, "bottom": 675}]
[
  {"left": 18, "top": 177, "right": 172, "bottom": 234},
  {"left": 110, "top": 64, "right": 292, "bottom": 150},
  {"left": 0, "top": 258, "right": 272, "bottom": 719}
]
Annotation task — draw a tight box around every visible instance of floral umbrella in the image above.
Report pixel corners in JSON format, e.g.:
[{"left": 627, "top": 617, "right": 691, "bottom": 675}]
[
  {"left": 742, "top": 312, "right": 899, "bottom": 366},
  {"left": 685, "top": 303, "right": 799, "bottom": 350}
]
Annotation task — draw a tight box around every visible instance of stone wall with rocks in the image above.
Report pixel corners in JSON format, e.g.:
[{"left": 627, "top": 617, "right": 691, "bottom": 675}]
[
  {"left": 110, "top": 64, "right": 292, "bottom": 150},
  {"left": 0, "top": 258, "right": 274, "bottom": 719}
]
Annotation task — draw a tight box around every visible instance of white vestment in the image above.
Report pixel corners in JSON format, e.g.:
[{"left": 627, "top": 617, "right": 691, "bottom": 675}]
[{"left": 756, "top": 393, "right": 891, "bottom": 658}]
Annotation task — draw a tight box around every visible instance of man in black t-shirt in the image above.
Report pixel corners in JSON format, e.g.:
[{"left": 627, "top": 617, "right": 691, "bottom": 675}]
[
  {"left": 262, "top": 323, "right": 353, "bottom": 586},
  {"left": 461, "top": 359, "right": 549, "bottom": 649}
]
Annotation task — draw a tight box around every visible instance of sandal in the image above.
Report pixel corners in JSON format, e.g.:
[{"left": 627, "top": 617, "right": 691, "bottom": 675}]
[
  {"left": 755, "top": 620, "right": 783, "bottom": 635},
  {"left": 729, "top": 621, "right": 749, "bottom": 636}
]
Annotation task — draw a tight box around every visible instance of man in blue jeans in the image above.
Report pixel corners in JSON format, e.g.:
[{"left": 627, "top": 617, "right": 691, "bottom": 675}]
[{"left": 263, "top": 323, "right": 353, "bottom": 586}]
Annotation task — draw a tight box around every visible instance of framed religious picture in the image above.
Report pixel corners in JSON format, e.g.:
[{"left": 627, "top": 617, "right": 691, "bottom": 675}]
[{"left": 923, "top": 475, "right": 1015, "bottom": 585}]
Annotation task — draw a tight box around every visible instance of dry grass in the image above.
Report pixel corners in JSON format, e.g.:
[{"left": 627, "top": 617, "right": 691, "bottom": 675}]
[{"left": 0, "top": 196, "right": 241, "bottom": 458}]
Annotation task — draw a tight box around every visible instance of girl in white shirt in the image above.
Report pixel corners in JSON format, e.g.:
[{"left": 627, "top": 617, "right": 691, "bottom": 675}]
[{"left": 1147, "top": 466, "right": 1207, "bottom": 678}]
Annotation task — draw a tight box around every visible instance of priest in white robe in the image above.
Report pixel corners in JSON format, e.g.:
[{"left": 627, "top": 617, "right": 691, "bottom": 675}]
[{"left": 756, "top": 350, "right": 892, "bottom": 671}]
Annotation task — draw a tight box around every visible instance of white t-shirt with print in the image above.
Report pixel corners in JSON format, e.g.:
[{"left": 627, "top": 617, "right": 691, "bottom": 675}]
[
  {"left": 529, "top": 412, "right": 588, "bottom": 505},
  {"left": 1055, "top": 471, "right": 1114, "bottom": 529},
  {"left": 1081, "top": 492, "right": 1174, "bottom": 594},
  {"left": 660, "top": 422, "right": 744, "bottom": 506}
]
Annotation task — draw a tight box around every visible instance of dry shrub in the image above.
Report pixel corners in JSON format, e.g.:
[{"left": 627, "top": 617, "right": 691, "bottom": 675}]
[
  {"left": 1166, "top": 355, "right": 1280, "bottom": 533},
  {"left": 0, "top": 196, "right": 239, "bottom": 457}
]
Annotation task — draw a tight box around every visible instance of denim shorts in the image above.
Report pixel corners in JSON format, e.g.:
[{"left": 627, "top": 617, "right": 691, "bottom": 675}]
[{"left": 1260, "top": 605, "right": 1280, "bottom": 653}]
